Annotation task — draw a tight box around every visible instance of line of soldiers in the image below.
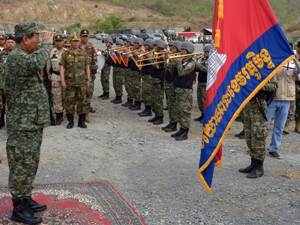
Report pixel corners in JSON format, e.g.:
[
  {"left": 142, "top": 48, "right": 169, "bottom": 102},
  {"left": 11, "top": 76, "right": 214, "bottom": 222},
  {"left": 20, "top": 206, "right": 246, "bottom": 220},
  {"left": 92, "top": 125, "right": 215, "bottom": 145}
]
[{"left": 98, "top": 35, "right": 211, "bottom": 141}]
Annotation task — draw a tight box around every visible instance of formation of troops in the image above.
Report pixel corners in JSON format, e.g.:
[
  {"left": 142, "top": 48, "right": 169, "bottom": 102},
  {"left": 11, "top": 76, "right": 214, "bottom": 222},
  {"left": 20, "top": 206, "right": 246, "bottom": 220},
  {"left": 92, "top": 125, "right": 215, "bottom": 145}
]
[{"left": 1, "top": 28, "right": 211, "bottom": 141}]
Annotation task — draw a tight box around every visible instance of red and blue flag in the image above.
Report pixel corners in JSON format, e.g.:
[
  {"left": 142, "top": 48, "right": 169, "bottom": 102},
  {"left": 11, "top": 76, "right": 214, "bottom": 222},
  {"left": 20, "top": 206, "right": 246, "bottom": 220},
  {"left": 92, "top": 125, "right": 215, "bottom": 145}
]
[{"left": 198, "top": 0, "right": 295, "bottom": 192}]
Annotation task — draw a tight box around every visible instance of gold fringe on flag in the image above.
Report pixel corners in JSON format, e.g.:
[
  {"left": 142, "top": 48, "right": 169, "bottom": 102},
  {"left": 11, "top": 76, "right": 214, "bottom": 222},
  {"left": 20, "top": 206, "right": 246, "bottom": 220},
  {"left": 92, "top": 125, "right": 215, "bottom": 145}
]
[
  {"left": 214, "top": 29, "right": 221, "bottom": 48},
  {"left": 218, "top": 0, "right": 224, "bottom": 19}
]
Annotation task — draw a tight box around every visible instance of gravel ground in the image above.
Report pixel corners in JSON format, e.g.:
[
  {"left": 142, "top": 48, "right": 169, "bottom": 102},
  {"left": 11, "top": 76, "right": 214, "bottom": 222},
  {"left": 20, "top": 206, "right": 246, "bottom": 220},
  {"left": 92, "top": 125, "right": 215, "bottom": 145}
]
[{"left": 0, "top": 42, "right": 300, "bottom": 225}]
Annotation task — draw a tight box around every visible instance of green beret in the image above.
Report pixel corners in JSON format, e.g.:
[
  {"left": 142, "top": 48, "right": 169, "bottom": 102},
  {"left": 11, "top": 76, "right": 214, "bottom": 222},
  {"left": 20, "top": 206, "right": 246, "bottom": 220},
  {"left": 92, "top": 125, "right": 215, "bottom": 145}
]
[{"left": 15, "top": 21, "right": 42, "bottom": 38}]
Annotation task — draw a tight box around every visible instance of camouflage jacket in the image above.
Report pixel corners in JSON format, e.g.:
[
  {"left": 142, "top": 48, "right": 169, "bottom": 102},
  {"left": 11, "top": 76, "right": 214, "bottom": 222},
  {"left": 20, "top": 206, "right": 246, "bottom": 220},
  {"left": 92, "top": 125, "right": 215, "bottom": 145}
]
[
  {"left": 0, "top": 50, "right": 10, "bottom": 89},
  {"left": 80, "top": 42, "right": 98, "bottom": 74},
  {"left": 5, "top": 44, "right": 52, "bottom": 131},
  {"left": 60, "top": 49, "right": 89, "bottom": 86}
]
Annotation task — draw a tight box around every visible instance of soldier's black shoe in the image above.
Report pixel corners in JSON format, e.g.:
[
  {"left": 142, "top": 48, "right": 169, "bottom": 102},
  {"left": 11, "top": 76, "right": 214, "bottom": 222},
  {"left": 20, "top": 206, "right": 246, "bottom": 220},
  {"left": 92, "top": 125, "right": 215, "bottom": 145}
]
[
  {"left": 99, "top": 92, "right": 109, "bottom": 99},
  {"left": 111, "top": 96, "right": 122, "bottom": 104},
  {"left": 122, "top": 99, "right": 133, "bottom": 107},
  {"left": 55, "top": 113, "right": 63, "bottom": 125},
  {"left": 162, "top": 122, "right": 177, "bottom": 132},
  {"left": 194, "top": 115, "right": 203, "bottom": 122},
  {"left": 66, "top": 114, "right": 74, "bottom": 129},
  {"left": 148, "top": 116, "right": 159, "bottom": 123},
  {"left": 129, "top": 101, "right": 141, "bottom": 111},
  {"left": 50, "top": 117, "right": 56, "bottom": 126},
  {"left": 24, "top": 197, "right": 47, "bottom": 212},
  {"left": 171, "top": 128, "right": 185, "bottom": 138},
  {"left": 78, "top": 114, "right": 87, "bottom": 128},
  {"left": 152, "top": 116, "right": 163, "bottom": 125},
  {"left": 239, "top": 158, "right": 255, "bottom": 173},
  {"left": 234, "top": 130, "right": 245, "bottom": 139},
  {"left": 0, "top": 113, "right": 5, "bottom": 129},
  {"left": 163, "top": 106, "right": 168, "bottom": 110},
  {"left": 175, "top": 128, "right": 189, "bottom": 141},
  {"left": 138, "top": 106, "right": 152, "bottom": 117},
  {"left": 246, "top": 159, "right": 264, "bottom": 178},
  {"left": 89, "top": 107, "right": 96, "bottom": 113},
  {"left": 11, "top": 199, "right": 42, "bottom": 225},
  {"left": 269, "top": 151, "right": 280, "bottom": 158}
]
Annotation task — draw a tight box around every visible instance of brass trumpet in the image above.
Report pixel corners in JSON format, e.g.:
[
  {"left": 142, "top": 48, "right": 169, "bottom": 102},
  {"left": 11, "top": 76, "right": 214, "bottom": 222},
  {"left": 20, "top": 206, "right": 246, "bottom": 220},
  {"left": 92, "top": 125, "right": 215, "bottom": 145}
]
[{"left": 168, "top": 52, "right": 203, "bottom": 59}]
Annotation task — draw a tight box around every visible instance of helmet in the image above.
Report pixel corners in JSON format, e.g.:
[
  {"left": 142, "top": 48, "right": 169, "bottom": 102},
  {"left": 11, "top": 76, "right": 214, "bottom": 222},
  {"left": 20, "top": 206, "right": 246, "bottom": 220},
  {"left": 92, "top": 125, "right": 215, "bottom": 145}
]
[{"left": 180, "top": 41, "right": 194, "bottom": 53}]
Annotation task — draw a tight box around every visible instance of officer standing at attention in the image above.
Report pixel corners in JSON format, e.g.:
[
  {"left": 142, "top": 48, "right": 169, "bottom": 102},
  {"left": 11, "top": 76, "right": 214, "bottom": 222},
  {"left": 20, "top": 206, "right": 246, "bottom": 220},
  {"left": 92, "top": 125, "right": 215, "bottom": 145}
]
[
  {"left": 46, "top": 34, "right": 65, "bottom": 125},
  {"left": 60, "top": 34, "right": 91, "bottom": 129},
  {"left": 5, "top": 21, "right": 53, "bottom": 224},
  {"left": 80, "top": 29, "right": 98, "bottom": 113}
]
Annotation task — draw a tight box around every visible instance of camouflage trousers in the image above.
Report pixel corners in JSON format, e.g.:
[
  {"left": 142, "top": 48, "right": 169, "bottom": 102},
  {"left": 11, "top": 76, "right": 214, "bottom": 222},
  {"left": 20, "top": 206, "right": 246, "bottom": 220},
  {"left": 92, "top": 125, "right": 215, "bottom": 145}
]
[
  {"left": 0, "top": 89, "right": 5, "bottom": 111},
  {"left": 86, "top": 73, "right": 96, "bottom": 109},
  {"left": 197, "top": 82, "right": 206, "bottom": 114},
  {"left": 295, "top": 88, "right": 300, "bottom": 119},
  {"left": 127, "top": 71, "right": 141, "bottom": 102},
  {"left": 165, "top": 82, "right": 176, "bottom": 123},
  {"left": 151, "top": 78, "right": 164, "bottom": 117},
  {"left": 113, "top": 67, "right": 124, "bottom": 97},
  {"left": 174, "top": 88, "right": 193, "bottom": 129},
  {"left": 244, "top": 100, "right": 268, "bottom": 160},
  {"left": 51, "top": 80, "right": 64, "bottom": 113},
  {"left": 101, "top": 66, "right": 111, "bottom": 93},
  {"left": 65, "top": 85, "right": 89, "bottom": 115},
  {"left": 141, "top": 75, "right": 152, "bottom": 106},
  {"left": 6, "top": 128, "right": 43, "bottom": 199},
  {"left": 124, "top": 69, "right": 132, "bottom": 99}
]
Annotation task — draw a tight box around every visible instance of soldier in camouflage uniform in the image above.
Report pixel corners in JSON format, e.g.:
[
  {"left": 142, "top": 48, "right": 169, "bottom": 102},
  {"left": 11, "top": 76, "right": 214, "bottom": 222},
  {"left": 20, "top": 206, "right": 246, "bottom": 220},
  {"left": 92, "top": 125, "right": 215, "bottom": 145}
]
[
  {"left": 147, "top": 39, "right": 166, "bottom": 124},
  {"left": 194, "top": 44, "right": 211, "bottom": 121},
  {"left": 80, "top": 29, "right": 98, "bottom": 112},
  {"left": 5, "top": 22, "right": 52, "bottom": 224},
  {"left": 0, "top": 35, "right": 16, "bottom": 129},
  {"left": 239, "top": 79, "right": 277, "bottom": 178},
  {"left": 60, "top": 34, "right": 91, "bottom": 129},
  {"left": 46, "top": 34, "right": 65, "bottom": 125},
  {"left": 295, "top": 41, "right": 300, "bottom": 133},
  {"left": 99, "top": 37, "right": 113, "bottom": 99},
  {"left": 111, "top": 38, "right": 125, "bottom": 104},
  {"left": 162, "top": 41, "right": 182, "bottom": 132},
  {"left": 170, "top": 42, "right": 196, "bottom": 141},
  {"left": 138, "top": 39, "right": 155, "bottom": 117}
]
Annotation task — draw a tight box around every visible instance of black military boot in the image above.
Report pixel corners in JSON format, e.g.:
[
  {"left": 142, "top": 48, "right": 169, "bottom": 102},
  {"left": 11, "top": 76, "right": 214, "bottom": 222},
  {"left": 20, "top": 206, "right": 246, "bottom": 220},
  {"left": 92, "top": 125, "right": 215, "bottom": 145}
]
[
  {"left": 130, "top": 101, "right": 141, "bottom": 111},
  {"left": 111, "top": 96, "right": 122, "bottom": 104},
  {"left": 234, "top": 130, "right": 245, "bottom": 139},
  {"left": 171, "top": 127, "right": 185, "bottom": 138},
  {"left": 175, "top": 128, "right": 189, "bottom": 141},
  {"left": 246, "top": 159, "right": 264, "bottom": 178},
  {"left": 122, "top": 98, "right": 133, "bottom": 107},
  {"left": 55, "top": 113, "right": 63, "bottom": 125},
  {"left": 50, "top": 109, "right": 56, "bottom": 126},
  {"left": 138, "top": 105, "right": 152, "bottom": 117},
  {"left": 24, "top": 197, "right": 47, "bottom": 212},
  {"left": 78, "top": 114, "right": 87, "bottom": 128},
  {"left": 148, "top": 115, "right": 159, "bottom": 123},
  {"left": 152, "top": 116, "right": 163, "bottom": 125},
  {"left": 66, "top": 113, "right": 74, "bottom": 129},
  {"left": 11, "top": 199, "right": 42, "bottom": 225},
  {"left": 0, "top": 111, "right": 5, "bottom": 129},
  {"left": 162, "top": 122, "right": 177, "bottom": 132},
  {"left": 239, "top": 158, "right": 255, "bottom": 173},
  {"left": 99, "top": 92, "right": 109, "bottom": 100}
]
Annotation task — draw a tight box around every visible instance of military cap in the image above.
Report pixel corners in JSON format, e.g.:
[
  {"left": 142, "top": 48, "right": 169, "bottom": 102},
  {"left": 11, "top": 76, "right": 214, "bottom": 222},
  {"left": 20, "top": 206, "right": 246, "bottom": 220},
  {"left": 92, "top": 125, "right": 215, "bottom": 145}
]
[
  {"left": 154, "top": 39, "right": 166, "bottom": 49},
  {"left": 133, "top": 38, "right": 144, "bottom": 46},
  {"left": 104, "top": 36, "right": 113, "bottom": 44},
  {"left": 80, "top": 29, "right": 89, "bottom": 37},
  {"left": 54, "top": 34, "right": 64, "bottom": 41},
  {"left": 169, "top": 41, "right": 181, "bottom": 51},
  {"left": 115, "top": 38, "right": 124, "bottom": 45},
  {"left": 0, "top": 34, "right": 6, "bottom": 40},
  {"left": 180, "top": 41, "right": 195, "bottom": 53},
  {"left": 144, "top": 38, "right": 154, "bottom": 48},
  {"left": 203, "top": 44, "right": 212, "bottom": 52},
  {"left": 15, "top": 21, "right": 42, "bottom": 38},
  {"left": 70, "top": 34, "right": 80, "bottom": 41},
  {"left": 6, "top": 34, "right": 15, "bottom": 41}
]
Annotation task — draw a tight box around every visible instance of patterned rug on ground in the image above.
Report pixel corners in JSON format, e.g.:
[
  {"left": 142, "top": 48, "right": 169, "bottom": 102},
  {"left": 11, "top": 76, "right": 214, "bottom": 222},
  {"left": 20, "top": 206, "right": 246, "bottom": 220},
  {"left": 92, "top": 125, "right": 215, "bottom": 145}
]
[{"left": 0, "top": 180, "right": 146, "bottom": 225}]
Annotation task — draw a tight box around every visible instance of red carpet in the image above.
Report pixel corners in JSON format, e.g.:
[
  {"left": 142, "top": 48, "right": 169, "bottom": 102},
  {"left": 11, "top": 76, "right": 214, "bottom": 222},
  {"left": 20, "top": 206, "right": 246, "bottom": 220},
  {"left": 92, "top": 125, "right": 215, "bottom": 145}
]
[{"left": 0, "top": 180, "right": 147, "bottom": 225}]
